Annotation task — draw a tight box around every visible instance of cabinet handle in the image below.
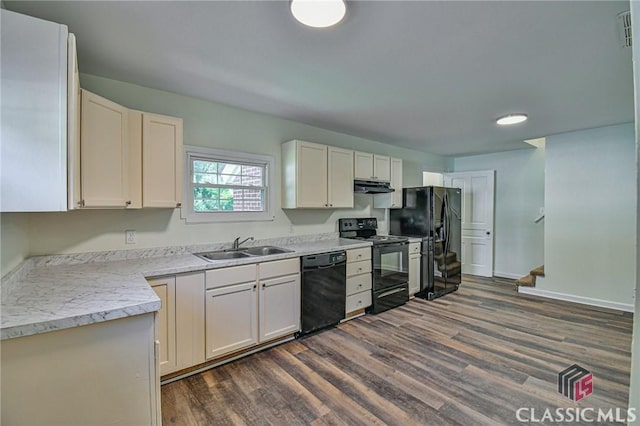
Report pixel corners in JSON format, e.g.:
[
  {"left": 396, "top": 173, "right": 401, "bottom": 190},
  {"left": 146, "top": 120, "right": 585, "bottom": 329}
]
[
  {"left": 176, "top": 202, "right": 182, "bottom": 208},
  {"left": 125, "top": 200, "right": 132, "bottom": 206},
  {"left": 78, "top": 200, "right": 85, "bottom": 207}
]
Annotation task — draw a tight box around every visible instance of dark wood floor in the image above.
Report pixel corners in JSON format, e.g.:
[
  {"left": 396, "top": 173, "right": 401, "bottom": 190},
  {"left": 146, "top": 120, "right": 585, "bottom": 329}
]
[{"left": 161, "top": 276, "right": 634, "bottom": 425}]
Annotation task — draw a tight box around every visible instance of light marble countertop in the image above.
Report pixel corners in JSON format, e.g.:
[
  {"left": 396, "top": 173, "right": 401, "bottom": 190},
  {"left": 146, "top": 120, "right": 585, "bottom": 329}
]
[{"left": 0, "top": 235, "right": 371, "bottom": 340}]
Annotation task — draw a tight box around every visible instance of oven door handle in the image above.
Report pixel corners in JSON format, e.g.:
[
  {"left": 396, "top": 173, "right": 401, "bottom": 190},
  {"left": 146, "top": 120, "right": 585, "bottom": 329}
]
[
  {"left": 377, "top": 287, "right": 406, "bottom": 298},
  {"left": 377, "top": 242, "right": 408, "bottom": 249}
]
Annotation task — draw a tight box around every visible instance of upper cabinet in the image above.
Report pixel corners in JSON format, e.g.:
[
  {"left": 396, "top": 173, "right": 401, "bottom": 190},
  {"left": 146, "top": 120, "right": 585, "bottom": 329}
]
[
  {"left": 1, "top": 10, "right": 75, "bottom": 212},
  {"left": 354, "top": 152, "right": 390, "bottom": 182},
  {"left": 128, "top": 111, "right": 183, "bottom": 208},
  {"left": 282, "top": 140, "right": 353, "bottom": 209},
  {"left": 374, "top": 157, "right": 403, "bottom": 209},
  {"left": 80, "top": 90, "right": 130, "bottom": 208},
  {"left": 77, "top": 91, "right": 183, "bottom": 209}
]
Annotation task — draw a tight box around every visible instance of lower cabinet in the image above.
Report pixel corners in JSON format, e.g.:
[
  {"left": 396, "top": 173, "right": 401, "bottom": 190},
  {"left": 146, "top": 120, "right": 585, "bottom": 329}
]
[
  {"left": 205, "top": 258, "right": 300, "bottom": 361},
  {"left": 409, "top": 242, "right": 421, "bottom": 296},
  {"left": 345, "top": 247, "right": 373, "bottom": 318},
  {"left": 206, "top": 281, "right": 258, "bottom": 358},
  {"left": 149, "top": 272, "right": 205, "bottom": 376}
]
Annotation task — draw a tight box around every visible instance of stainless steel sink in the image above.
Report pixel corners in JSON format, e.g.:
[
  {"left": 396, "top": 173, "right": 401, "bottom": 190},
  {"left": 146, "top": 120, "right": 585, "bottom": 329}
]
[
  {"left": 242, "top": 246, "right": 293, "bottom": 256},
  {"left": 196, "top": 251, "right": 252, "bottom": 261},
  {"left": 195, "top": 245, "right": 293, "bottom": 262}
]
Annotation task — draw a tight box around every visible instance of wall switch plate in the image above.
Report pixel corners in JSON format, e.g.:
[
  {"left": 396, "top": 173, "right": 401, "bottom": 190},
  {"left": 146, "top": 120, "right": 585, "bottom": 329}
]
[{"left": 125, "top": 230, "right": 137, "bottom": 244}]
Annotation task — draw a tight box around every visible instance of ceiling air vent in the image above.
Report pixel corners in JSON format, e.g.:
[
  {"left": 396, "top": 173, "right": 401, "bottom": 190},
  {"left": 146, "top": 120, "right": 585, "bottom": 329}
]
[{"left": 617, "top": 11, "right": 632, "bottom": 48}]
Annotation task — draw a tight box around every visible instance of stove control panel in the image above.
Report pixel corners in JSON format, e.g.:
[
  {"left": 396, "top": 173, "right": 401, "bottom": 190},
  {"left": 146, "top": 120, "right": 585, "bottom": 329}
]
[{"left": 338, "top": 218, "right": 377, "bottom": 232}]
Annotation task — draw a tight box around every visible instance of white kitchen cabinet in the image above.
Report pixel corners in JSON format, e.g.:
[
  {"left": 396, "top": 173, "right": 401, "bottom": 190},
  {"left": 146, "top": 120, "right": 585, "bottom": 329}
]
[
  {"left": 204, "top": 259, "right": 300, "bottom": 360},
  {"left": 206, "top": 281, "right": 258, "bottom": 359},
  {"left": 175, "top": 272, "right": 205, "bottom": 370},
  {"left": 149, "top": 277, "right": 177, "bottom": 375},
  {"left": 80, "top": 89, "right": 130, "bottom": 208},
  {"left": 1, "top": 10, "right": 76, "bottom": 212},
  {"left": 374, "top": 157, "right": 403, "bottom": 209},
  {"left": 128, "top": 111, "right": 184, "bottom": 208},
  {"left": 258, "top": 258, "right": 301, "bottom": 342},
  {"left": 149, "top": 272, "right": 205, "bottom": 376},
  {"left": 327, "top": 146, "right": 355, "bottom": 208},
  {"left": 354, "top": 152, "right": 391, "bottom": 182},
  {"left": 345, "top": 247, "right": 373, "bottom": 319},
  {"left": 282, "top": 140, "right": 353, "bottom": 209},
  {"left": 409, "top": 242, "right": 421, "bottom": 296}
]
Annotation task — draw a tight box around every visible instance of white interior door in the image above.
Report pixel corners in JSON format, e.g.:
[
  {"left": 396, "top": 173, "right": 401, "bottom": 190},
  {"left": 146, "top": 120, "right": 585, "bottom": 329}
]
[{"left": 444, "top": 171, "right": 495, "bottom": 277}]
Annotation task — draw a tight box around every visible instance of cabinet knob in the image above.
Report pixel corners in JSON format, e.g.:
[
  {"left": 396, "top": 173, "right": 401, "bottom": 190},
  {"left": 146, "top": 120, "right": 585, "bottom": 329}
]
[
  {"left": 78, "top": 200, "right": 85, "bottom": 207},
  {"left": 125, "top": 200, "right": 132, "bottom": 206},
  {"left": 329, "top": 204, "right": 333, "bottom": 207},
  {"left": 176, "top": 202, "right": 182, "bottom": 208}
]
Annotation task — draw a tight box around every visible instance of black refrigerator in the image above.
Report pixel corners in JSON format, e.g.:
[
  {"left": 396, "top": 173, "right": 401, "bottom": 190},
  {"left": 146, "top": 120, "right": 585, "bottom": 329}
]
[{"left": 389, "top": 186, "right": 462, "bottom": 300}]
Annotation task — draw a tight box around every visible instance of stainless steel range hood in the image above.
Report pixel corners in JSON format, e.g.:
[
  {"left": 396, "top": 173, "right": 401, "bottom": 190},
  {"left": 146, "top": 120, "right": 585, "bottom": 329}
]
[{"left": 354, "top": 179, "right": 394, "bottom": 194}]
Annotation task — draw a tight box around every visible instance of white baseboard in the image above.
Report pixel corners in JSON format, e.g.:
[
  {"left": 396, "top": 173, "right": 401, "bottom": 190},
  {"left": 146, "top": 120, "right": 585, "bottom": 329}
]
[
  {"left": 517, "top": 287, "right": 634, "bottom": 312},
  {"left": 494, "top": 271, "right": 525, "bottom": 280}
]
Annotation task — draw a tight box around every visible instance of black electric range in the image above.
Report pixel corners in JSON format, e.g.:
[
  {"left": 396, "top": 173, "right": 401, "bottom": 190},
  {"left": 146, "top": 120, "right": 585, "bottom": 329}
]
[{"left": 338, "top": 218, "right": 409, "bottom": 313}]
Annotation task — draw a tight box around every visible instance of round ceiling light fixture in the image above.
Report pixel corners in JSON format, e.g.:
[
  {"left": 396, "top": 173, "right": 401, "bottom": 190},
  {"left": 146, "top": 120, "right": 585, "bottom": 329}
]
[
  {"left": 496, "top": 113, "right": 528, "bottom": 126},
  {"left": 290, "top": 0, "right": 346, "bottom": 28}
]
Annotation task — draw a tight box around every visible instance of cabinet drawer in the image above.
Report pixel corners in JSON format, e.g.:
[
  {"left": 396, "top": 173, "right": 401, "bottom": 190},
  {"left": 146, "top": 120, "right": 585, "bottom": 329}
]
[
  {"left": 346, "top": 290, "right": 372, "bottom": 313},
  {"left": 346, "top": 274, "right": 372, "bottom": 296},
  {"left": 347, "top": 260, "right": 371, "bottom": 277},
  {"left": 347, "top": 247, "right": 371, "bottom": 263},
  {"left": 206, "top": 264, "right": 256, "bottom": 289},
  {"left": 259, "top": 258, "right": 300, "bottom": 280},
  {"left": 409, "top": 242, "right": 421, "bottom": 255}
]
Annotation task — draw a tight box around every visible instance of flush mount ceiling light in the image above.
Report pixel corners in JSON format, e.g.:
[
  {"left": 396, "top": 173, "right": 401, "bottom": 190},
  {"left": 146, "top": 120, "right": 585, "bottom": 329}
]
[
  {"left": 496, "top": 114, "right": 528, "bottom": 126},
  {"left": 290, "top": 0, "right": 346, "bottom": 28}
]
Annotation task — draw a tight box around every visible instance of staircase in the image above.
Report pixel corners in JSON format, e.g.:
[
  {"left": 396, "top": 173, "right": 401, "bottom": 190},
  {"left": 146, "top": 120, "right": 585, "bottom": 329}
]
[{"left": 515, "top": 265, "right": 544, "bottom": 287}]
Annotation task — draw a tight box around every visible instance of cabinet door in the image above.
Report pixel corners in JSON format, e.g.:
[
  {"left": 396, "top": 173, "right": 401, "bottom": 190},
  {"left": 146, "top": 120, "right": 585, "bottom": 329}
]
[
  {"left": 259, "top": 274, "right": 300, "bottom": 342},
  {"left": 206, "top": 282, "right": 258, "bottom": 359},
  {"left": 1, "top": 10, "right": 69, "bottom": 212},
  {"left": 150, "top": 277, "right": 177, "bottom": 375},
  {"left": 409, "top": 254, "right": 421, "bottom": 296},
  {"left": 296, "top": 141, "right": 328, "bottom": 207},
  {"left": 390, "top": 158, "right": 403, "bottom": 208},
  {"left": 354, "top": 151, "right": 374, "bottom": 180},
  {"left": 67, "top": 34, "right": 81, "bottom": 210},
  {"left": 327, "top": 146, "right": 354, "bottom": 208},
  {"left": 175, "top": 273, "right": 205, "bottom": 370},
  {"left": 142, "top": 113, "right": 183, "bottom": 208},
  {"left": 373, "top": 155, "right": 391, "bottom": 182},
  {"left": 80, "top": 89, "right": 130, "bottom": 207}
]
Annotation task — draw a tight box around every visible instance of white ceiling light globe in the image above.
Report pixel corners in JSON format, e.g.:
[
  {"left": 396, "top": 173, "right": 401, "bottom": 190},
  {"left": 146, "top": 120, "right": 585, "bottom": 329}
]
[
  {"left": 291, "top": 0, "right": 346, "bottom": 28},
  {"left": 496, "top": 114, "right": 528, "bottom": 125}
]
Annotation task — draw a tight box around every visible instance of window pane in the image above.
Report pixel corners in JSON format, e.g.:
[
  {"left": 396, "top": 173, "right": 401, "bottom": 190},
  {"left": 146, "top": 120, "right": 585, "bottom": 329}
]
[
  {"left": 193, "top": 172, "right": 217, "bottom": 184},
  {"left": 194, "top": 199, "right": 219, "bottom": 212},
  {"left": 218, "top": 163, "right": 241, "bottom": 175},
  {"left": 220, "top": 197, "right": 234, "bottom": 211},
  {"left": 219, "top": 174, "right": 242, "bottom": 185},
  {"left": 193, "top": 160, "right": 217, "bottom": 173},
  {"left": 242, "top": 189, "right": 264, "bottom": 211},
  {"left": 193, "top": 187, "right": 219, "bottom": 199}
]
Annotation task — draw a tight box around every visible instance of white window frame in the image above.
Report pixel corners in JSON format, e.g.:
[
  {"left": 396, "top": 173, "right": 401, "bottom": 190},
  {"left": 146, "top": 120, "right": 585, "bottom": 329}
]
[{"left": 182, "top": 145, "right": 274, "bottom": 223}]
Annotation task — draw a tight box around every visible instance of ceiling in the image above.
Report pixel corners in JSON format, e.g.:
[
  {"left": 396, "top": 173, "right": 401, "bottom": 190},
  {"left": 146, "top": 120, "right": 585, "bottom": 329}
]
[{"left": 5, "top": 1, "right": 634, "bottom": 157}]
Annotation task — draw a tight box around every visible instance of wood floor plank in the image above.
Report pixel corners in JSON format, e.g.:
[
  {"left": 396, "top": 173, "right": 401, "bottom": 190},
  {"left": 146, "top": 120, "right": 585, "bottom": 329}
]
[{"left": 161, "top": 276, "right": 633, "bottom": 425}]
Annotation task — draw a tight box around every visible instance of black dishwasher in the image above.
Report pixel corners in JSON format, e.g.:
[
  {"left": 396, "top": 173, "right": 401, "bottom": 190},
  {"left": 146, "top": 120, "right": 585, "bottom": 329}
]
[{"left": 299, "top": 250, "right": 347, "bottom": 336}]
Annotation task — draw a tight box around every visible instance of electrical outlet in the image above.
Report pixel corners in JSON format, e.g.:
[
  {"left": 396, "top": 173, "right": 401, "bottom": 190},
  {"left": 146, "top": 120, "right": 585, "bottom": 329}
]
[{"left": 125, "top": 230, "right": 137, "bottom": 245}]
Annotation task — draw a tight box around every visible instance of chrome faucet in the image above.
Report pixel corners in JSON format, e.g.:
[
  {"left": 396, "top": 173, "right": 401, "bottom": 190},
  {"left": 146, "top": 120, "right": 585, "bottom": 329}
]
[{"left": 232, "top": 236, "right": 254, "bottom": 250}]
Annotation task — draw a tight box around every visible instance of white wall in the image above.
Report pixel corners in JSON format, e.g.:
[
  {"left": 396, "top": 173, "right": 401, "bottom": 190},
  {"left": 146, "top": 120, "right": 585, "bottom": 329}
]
[
  {"left": 453, "top": 147, "right": 545, "bottom": 278},
  {"left": 0, "top": 74, "right": 446, "bottom": 261},
  {"left": 542, "top": 123, "right": 636, "bottom": 308},
  {"left": 627, "top": 0, "right": 639, "bottom": 419}
]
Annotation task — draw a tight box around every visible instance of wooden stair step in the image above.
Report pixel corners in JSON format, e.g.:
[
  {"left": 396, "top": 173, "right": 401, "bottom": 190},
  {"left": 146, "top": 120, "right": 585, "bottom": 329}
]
[
  {"left": 530, "top": 265, "right": 545, "bottom": 277},
  {"left": 515, "top": 274, "right": 535, "bottom": 287}
]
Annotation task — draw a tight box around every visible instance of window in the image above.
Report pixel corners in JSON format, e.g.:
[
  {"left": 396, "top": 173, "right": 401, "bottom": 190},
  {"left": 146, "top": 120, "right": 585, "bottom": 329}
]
[{"left": 183, "top": 146, "right": 274, "bottom": 223}]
